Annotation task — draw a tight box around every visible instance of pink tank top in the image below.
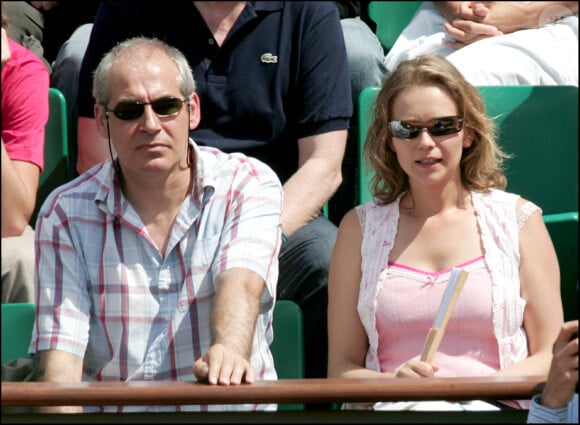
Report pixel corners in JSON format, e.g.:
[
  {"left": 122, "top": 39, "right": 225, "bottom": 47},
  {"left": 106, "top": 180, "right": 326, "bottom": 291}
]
[{"left": 376, "top": 256, "right": 500, "bottom": 376}]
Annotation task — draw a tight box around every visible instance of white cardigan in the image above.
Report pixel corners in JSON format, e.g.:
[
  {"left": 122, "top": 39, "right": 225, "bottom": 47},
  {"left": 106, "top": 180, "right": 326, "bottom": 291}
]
[{"left": 355, "top": 189, "right": 537, "bottom": 374}]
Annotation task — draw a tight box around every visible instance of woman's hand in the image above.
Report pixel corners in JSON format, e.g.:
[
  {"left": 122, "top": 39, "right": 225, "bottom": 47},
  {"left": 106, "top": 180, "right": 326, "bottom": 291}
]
[{"left": 396, "top": 359, "right": 440, "bottom": 378}]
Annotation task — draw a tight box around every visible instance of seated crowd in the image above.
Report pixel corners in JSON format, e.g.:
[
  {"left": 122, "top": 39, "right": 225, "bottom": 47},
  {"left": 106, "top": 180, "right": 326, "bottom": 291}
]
[{"left": 1, "top": 1, "right": 578, "bottom": 420}]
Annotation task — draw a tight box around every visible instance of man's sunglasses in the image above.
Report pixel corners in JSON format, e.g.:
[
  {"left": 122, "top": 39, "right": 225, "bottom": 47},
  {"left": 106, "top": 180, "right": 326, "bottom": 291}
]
[
  {"left": 106, "top": 97, "right": 188, "bottom": 121},
  {"left": 388, "top": 116, "right": 464, "bottom": 139}
]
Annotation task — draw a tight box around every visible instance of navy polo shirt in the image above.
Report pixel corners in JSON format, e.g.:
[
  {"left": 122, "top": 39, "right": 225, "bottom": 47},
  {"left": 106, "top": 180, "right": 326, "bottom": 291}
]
[{"left": 78, "top": 1, "right": 353, "bottom": 183}]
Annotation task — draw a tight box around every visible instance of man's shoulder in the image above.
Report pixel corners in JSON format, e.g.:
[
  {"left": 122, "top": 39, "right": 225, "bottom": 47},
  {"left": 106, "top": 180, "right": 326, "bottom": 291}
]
[
  {"left": 5, "top": 38, "right": 49, "bottom": 75},
  {"left": 197, "top": 146, "right": 281, "bottom": 187},
  {"left": 46, "top": 163, "right": 110, "bottom": 203}
]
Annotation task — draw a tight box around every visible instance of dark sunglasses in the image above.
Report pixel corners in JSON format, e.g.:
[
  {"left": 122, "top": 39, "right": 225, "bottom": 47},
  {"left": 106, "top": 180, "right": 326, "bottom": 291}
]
[
  {"left": 388, "top": 116, "right": 464, "bottom": 139},
  {"left": 106, "top": 97, "right": 188, "bottom": 121}
]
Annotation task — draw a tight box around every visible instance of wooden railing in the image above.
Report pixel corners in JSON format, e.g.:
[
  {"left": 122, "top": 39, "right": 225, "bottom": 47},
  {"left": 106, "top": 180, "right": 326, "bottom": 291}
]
[
  {"left": 1, "top": 376, "right": 544, "bottom": 407},
  {"left": 1, "top": 376, "right": 544, "bottom": 423}
]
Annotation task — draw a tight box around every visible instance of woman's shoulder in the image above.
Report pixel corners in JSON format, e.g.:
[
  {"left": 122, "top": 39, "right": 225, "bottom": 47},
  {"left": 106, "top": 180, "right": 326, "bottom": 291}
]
[{"left": 473, "top": 188, "right": 521, "bottom": 204}]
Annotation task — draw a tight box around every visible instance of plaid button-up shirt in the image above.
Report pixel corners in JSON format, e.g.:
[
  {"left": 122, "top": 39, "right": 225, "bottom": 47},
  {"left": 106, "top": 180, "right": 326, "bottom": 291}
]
[{"left": 31, "top": 141, "right": 283, "bottom": 412}]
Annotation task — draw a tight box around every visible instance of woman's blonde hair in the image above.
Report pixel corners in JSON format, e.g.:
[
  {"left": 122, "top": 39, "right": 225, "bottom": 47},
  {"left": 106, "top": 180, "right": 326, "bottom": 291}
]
[{"left": 364, "top": 54, "right": 509, "bottom": 205}]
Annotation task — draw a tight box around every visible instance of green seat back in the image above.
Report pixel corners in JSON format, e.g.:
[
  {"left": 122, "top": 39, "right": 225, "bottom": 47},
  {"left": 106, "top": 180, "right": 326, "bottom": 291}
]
[
  {"left": 271, "top": 300, "right": 305, "bottom": 410},
  {"left": 368, "top": 1, "right": 422, "bottom": 51},
  {"left": 1, "top": 303, "right": 36, "bottom": 364},
  {"left": 478, "top": 86, "right": 578, "bottom": 215},
  {"left": 31, "top": 87, "right": 69, "bottom": 225},
  {"left": 358, "top": 86, "right": 381, "bottom": 205},
  {"left": 543, "top": 212, "right": 579, "bottom": 321},
  {"left": 358, "top": 85, "right": 579, "bottom": 215}
]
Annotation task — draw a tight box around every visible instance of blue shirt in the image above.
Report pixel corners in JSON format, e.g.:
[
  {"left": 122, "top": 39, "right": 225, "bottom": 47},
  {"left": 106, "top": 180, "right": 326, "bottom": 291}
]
[
  {"left": 78, "top": 1, "right": 353, "bottom": 184},
  {"left": 527, "top": 393, "right": 579, "bottom": 423}
]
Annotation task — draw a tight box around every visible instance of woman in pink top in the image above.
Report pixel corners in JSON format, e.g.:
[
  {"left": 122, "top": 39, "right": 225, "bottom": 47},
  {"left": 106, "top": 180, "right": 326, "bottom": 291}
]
[{"left": 327, "top": 54, "right": 563, "bottom": 410}]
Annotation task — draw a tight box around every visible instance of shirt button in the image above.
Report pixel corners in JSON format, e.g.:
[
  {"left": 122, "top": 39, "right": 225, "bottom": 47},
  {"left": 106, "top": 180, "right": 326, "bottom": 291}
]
[{"left": 208, "top": 38, "right": 214, "bottom": 45}]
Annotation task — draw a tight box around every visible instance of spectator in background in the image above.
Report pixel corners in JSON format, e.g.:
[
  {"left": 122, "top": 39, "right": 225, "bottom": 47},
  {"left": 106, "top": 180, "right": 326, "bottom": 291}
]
[
  {"left": 3, "top": 1, "right": 100, "bottom": 174},
  {"left": 1, "top": 3, "right": 49, "bottom": 304},
  {"left": 2, "top": 1, "right": 99, "bottom": 72},
  {"left": 385, "top": 1, "right": 578, "bottom": 86},
  {"left": 331, "top": 0, "right": 387, "bottom": 224},
  {"left": 40, "top": 0, "right": 100, "bottom": 174},
  {"left": 528, "top": 320, "right": 579, "bottom": 423},
  {"left": 335, "top": 1, "right": 386, "bottom": 107},
  {"left": 30, "top": 1, "right": 99, "bottom": 67},
  {"left": 75, "top": 1, "right": 352, "bottom": 386},
  {"left": 2, "top": 1, "right": 50, "bottom": 71},
  {"left": 327, "top": 54, "right": 563, "bottom": 411},
  {"left": 31, "top": 37, "right": 284, "bottom": 413}
]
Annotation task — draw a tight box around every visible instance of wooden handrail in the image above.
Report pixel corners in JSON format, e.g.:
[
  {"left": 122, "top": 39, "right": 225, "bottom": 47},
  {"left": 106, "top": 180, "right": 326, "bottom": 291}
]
[{"left": 1, "top": 376, "right": 545, "bottom": 407}]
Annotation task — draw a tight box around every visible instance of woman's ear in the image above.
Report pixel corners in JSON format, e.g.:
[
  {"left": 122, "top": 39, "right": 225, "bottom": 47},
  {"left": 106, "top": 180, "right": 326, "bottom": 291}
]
[{"left": 463, "top": 128, "right": 474, "bottom": 148}]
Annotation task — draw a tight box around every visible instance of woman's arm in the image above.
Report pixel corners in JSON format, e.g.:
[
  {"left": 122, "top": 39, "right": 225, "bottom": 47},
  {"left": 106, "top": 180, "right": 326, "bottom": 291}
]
[
  {"left": 494, "top": 200, "right": 563, "bottom": 376},
  {"left": 328, "top": 209, "right": 390, "bottom": 379}
]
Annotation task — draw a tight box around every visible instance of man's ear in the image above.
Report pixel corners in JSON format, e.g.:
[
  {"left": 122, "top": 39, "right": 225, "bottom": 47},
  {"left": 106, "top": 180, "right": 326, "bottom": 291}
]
[
  {"left": 188, "top": 93, "right": 201, "bottom": 130},
  {"left": 94, "top": 104, "right": 109, "bottom": 138}
]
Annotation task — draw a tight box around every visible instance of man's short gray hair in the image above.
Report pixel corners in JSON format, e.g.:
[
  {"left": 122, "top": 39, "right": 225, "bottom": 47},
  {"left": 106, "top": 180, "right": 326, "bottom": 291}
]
[{"left": 92, "top": 37, "right": 196, "bottom": 107}]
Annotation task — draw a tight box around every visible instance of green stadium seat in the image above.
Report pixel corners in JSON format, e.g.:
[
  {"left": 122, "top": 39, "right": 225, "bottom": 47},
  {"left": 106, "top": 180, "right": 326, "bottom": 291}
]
[
  {"left": 368, "top": 1, "right": 422, "bottom": 52},
  {"left": 543, "top": 212, "right": 579, "bottom": 321},
  {"left": 271, "top": 300, "right": 305, "bottom": 410},
  {"left": 31, "top": 87, "right": 70, "bottom": 226},
  {"left": 358, "top": 86, "right": 380, "bottom": 206},
  {"left": 477, "top": 85, "right": 578, "bottom": 215},
  {"left": 1, "top": 303, "right": 35, "bottom": 364}
]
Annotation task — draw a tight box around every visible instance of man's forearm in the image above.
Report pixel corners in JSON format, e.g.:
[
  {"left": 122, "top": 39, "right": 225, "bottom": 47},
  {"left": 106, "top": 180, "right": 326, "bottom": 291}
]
[
  {"left": 38, "top": 349, "right": 84, "bottom": 413},
  {"left": 211, "top": 269, "right": 264, "bottom": 358}
]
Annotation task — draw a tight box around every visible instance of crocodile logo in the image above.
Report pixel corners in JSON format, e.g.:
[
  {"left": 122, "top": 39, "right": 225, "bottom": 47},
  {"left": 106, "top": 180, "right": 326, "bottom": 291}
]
[{"left": 260, "top": 53, "right": 278, "bottom": 64}]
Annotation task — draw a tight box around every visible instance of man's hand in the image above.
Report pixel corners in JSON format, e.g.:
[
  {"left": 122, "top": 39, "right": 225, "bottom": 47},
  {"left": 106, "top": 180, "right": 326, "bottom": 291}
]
[
  {"left": 193, "top": 343, "right": 255, "bottom": 385},
  {"left": 441, "top": 2, "right": 502, "bottom": 49},
  {"left": 443, "top": 19, "right": 502, "bottom": 48},
  {"left": 540, "top": 320, "right": 579, "bottom": 409},
  {"left": 441, "top": 1, "right": 577, "bottom": 49}
]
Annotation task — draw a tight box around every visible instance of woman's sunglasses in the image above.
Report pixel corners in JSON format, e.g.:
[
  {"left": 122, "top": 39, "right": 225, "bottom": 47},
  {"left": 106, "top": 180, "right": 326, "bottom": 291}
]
[
  {"left": 106, "top": 97, "right": 188, "bottom": 121},
  {"left": 388, "top": 116, "right": 464, "bottom": 139}
]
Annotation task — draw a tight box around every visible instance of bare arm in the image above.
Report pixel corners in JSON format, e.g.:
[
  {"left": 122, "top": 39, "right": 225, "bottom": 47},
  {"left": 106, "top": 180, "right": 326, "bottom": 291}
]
[
  {"left": 327, "top": 210, "right": 385, "bottom": 379},
  {"left": 281, "top": 129, "right": 346, "bottom": 236},
  {"left": 1, "top": 143, "right": 40, "bottom": 236},
  {"left": 76, "top": 117, "right": 110, "bottom": 174},
  {"left": 193, "top": 267, "right": 265, "bottom": 385},
  {"left": 38, "top": 349, "right": 84, "bottom": 413},
  {"left": 328, "top": 209, "right": 440, "bottom": 381},
  {"left": 493, "top": 202, "right": 563, "bottom": 377}
]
